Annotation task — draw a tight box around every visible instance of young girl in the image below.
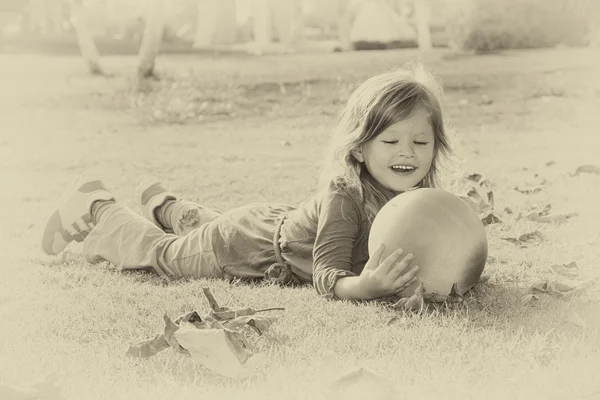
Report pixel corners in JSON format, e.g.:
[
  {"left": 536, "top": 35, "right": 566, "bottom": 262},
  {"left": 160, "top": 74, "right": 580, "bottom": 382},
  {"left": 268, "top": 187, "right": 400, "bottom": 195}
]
[{"left": 41, "top": 63, "right": 452, "bottom": 301}]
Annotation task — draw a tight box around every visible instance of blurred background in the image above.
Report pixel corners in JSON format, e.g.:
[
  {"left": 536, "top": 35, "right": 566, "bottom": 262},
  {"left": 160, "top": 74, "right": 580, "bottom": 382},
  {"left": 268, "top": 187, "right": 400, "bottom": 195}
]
[{"left": 1, "top": 0, "right": 599, "bottom": 58}]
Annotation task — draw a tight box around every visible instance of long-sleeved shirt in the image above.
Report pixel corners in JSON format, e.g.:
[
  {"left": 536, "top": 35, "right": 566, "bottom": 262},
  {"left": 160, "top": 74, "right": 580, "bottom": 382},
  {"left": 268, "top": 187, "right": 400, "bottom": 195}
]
[{"left": 279, "top": 182, "right": 371, "bottom": 299}]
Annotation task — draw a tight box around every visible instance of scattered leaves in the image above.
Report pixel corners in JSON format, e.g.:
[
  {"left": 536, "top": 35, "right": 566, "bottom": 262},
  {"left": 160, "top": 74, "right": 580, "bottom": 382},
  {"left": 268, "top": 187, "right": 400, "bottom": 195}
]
[
  {"left": 455, "top": 173, "right": 499, "bottom": 225},
  {"left": 526, "top": 210, "right": 577, "bottom": 224},
  {"left": 125, "top": 334, "right": 170, "bottom": 358},
  {"left": 547, "top": 261, "right": 579, "bottom": 278},
  {"left": 529, "top": 279, "right": 596, "bottom": 298},
  {"left": 572, "top": 164, "right": 600, "bottom": 176},
  {"left": 127, "top": 288, "right": 283, "bottom": 380},
  {"left": 501, "top": 230, "right": 544, "bottom": 247}
]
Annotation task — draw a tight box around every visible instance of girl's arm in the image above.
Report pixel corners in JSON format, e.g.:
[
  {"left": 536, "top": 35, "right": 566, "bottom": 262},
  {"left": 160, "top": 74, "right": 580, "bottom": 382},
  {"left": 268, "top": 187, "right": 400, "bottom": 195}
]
[
  {"left": 311, "top": 190, "right": 368, "bottom": 300},
  {"left": 312, "top": 191, "right": 419, "bottom": 301}
]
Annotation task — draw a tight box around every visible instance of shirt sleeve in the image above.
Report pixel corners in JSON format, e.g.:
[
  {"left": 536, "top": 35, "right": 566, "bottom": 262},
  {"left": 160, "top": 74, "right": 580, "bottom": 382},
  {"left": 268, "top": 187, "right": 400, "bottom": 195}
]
[{"left": 312, "top": 190, "right": 362, "bottom": 299}]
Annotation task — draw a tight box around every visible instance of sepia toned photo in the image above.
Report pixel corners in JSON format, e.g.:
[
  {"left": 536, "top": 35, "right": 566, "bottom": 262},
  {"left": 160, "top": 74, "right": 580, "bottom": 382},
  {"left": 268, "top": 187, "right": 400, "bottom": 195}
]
[{"left": 1, "top": 0, "right": 599, "bottom": 399}]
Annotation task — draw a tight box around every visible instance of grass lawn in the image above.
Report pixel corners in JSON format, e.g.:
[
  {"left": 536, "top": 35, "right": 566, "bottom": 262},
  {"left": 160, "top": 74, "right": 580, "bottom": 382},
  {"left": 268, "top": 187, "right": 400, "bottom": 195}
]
[{"left": 1, "top": 46, "right": 600, "bottom": 400}]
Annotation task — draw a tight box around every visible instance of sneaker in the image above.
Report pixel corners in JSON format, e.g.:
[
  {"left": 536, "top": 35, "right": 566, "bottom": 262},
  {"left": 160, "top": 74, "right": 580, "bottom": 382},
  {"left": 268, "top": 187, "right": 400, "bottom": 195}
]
[
  {"left": 135, "top": 177, "right": 176, "bottom": 232},
  {"left": 41, "top": 173, "right": 115, "bottom": 255}
]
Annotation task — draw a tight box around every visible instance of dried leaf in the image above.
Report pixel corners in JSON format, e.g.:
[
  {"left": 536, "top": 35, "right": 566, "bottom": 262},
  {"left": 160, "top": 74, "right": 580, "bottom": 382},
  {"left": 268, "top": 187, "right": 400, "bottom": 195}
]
[
  {"left": 548, "top": 262, "right": 579, "bottom": 278},
  {"left": 224, "top": 315, "right": 280, "bottom": 335},
  {"left": 174, "top": 325, "right": 253, "bottom": 380},
  {"left": 478, "top": 274, "right": 491, "bottom": 284},
  {"left": 514, "top": 185, "right": 543, "bottom": 194},
  {"left": 530, "top": 279, "right": 596, "bottom": 298},
  {"left": 481, "top": 213, "right": 502, "bottom": 225},
  {"left": 522, "top": 293, "right": 540, "bottom": 305},
  {"left": 572, "top": 164, "right": 600, "bottom": 176},
  {"left": 202, "top": 287, "right": 228, "bottom": 312},
  {"left": 163, "top": 314, "right": 188, "bottom": 354},
  {"left": 455, "top": 173, "right": 495, "bottom": 218},
  {"left": 527, "top": 211, "right": 577, "bottom": 224},
  {"left": 391, "top": 282, "right": 424, "bottom": 311},
  {"left": 126, "top": 334, "right": 170, "bottom": 358},
  {"left": 210, "top": 307, "right": 256, "bottom": 321},
  {"left": 501, "top": 230, "right": 543, "bottom": 247},
  {"left": 174, "top": 310, "right": 204, "bottom": 327}
]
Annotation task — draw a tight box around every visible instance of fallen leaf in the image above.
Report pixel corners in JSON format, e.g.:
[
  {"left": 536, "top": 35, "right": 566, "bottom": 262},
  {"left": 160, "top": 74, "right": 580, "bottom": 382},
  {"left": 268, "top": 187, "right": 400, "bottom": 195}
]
[
  {"left": 478, "top": 274, "right": 491, "bottom": 284},
  {"left": 572, "top": 164, "right": 600, "bottom": 176},
  {"left": 548, "top": 262, "right": 579, "bottom": 278},
  {"left": 527, "top": 211, "right": 577, "bottom": 224},
  {"left": 481, "top": 213, "right": 502, "bottom": 225},
  {"left": 224, "top": 315, "right": 280, "bottom": 335},
  {"left": 455, "top": 173, "right": 496, "bottom": 220},
  {"left": 530, "top": 279, "right": 596, "bottom": 298},
  {"left": 391, "top": 282, "right": 424, "bottom": 311},
  {"left": 174, "top": 310, "right": 205, "bottom": 327},
  {"left": 202, "top": 287, "right": 228, "bottom": 312},
  {"left": 174, "top": 325, "right": 254, "bottom": 380},
  {"left": 514, "top": 185, "right": 543, "bottom": 194},
  {"left": 501, "top": 230, "right": 544, "bottom": 247},
  {"left": 522, "top": 293, "right": 540, "bottom": 305},
  {"left": 126, "top": 334, "right": 170, "bottom": 358}
]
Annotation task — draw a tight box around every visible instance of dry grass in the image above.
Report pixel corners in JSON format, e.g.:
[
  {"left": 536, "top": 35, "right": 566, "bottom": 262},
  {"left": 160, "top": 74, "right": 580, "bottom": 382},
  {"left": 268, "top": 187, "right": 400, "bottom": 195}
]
[{"left": 1, "top": 47, "right": 600, "bottom": 400}]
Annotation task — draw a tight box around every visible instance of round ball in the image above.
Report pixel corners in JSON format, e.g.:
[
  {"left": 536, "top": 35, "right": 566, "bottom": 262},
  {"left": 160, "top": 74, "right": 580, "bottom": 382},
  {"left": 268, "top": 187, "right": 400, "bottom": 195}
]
[{"left": 368, "top": 188, "right": 488, "bottom": 297}]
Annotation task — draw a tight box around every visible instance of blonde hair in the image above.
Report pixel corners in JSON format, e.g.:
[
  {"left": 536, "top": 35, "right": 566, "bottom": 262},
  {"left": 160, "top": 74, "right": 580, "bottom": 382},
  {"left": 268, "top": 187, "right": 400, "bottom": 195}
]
[{"left": 319, "top": 62, "right": 454, "bottom": 223}]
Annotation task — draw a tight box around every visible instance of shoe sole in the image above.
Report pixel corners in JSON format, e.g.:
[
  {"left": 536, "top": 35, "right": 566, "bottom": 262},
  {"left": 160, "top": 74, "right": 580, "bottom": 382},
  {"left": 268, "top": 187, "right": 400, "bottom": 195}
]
[{"left": 41, "top": 173, "right": 104, "bottom": 255}]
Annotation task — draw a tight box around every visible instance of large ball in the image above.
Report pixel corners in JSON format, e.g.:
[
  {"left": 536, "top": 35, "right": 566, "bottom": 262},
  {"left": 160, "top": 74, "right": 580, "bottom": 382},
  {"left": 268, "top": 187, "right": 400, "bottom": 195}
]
[{"left": 368, "top": 188, "right": 488, "bottom": 297}]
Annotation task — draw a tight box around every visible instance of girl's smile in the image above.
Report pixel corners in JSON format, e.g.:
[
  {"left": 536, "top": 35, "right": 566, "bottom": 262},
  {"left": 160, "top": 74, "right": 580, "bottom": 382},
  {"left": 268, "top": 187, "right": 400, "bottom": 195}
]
[{"left": 355, "top": 107, "right": 435, "bottom": 192}]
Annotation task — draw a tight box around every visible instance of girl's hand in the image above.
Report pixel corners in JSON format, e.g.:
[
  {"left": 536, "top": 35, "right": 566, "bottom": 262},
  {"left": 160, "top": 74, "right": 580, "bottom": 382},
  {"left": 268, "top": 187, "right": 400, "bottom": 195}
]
[{"left": 357, "top": 243, "right": 420, "bottom": 299}]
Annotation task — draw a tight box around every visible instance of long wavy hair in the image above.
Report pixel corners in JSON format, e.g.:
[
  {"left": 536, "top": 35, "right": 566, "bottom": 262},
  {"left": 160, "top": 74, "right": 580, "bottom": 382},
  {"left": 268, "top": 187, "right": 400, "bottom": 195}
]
[{"left": 319, "top": 62, "right": 454, "bottom": 224}]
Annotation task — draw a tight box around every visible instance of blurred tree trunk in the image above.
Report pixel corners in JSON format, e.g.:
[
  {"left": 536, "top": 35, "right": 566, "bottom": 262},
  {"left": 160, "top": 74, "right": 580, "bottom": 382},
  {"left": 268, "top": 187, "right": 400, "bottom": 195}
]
[
  {"left": 414, "top": 0, "right": 432, "bottom": 51},
  {"left": 253, "top": 0, "right": 272, "bottom": 51},
  {"left": 193, "top": 0, "right": 217, "bottom": 48},
  {"left": 69, "top": 0, "right": 105, "bottom": 75},
  {"left": 269, "top": 0, "right": 298, "bottom": 47},
  {"left": 193, "top": 0, "right": 237, "bottom": 48},
  {"left": 137, "top": 0, "right": 165, "bottom": 82}
]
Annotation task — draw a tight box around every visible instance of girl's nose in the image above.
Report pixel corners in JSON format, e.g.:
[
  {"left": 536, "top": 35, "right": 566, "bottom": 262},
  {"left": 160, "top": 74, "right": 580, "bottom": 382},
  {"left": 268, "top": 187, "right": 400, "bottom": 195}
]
[{"left": 396, "top": 145, "right": 415, "bottom": 157}]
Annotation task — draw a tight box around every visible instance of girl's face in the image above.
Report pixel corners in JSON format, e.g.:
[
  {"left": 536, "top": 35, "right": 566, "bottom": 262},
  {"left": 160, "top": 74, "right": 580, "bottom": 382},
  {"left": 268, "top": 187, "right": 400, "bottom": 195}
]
[{"left": 355, "top": 107, "right": 435, "bottom": 193}]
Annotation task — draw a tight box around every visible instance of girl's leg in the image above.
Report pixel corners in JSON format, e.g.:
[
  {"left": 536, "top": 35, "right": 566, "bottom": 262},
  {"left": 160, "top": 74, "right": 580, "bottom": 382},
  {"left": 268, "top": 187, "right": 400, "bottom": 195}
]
[
  {"left": 41, "top": 175, "right": 224, "bottom": 279},
  {"left": 83, "top": 204, "right": 223, "bottom": 278},
  {"left": 135, "top": 177, "right": 222, "bottom": 236}
]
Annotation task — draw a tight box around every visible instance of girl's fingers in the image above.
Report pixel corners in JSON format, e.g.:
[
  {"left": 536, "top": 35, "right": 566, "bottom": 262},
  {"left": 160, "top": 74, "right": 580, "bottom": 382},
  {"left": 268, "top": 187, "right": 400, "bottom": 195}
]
[
  {"left": 387, "top": 252, "right": 415, "bottom": 279},
  {"left": 364, "top": 243, "right": 385, "bottom": 271},
  {"left": 393, "top": 276, "right": 418, "bottom": 294},
  {"left": 391, "top": 265, "right": 419, "bottom": 289},
  {"left": 379, "top": 247, "right": 405, "bottom": 274}
]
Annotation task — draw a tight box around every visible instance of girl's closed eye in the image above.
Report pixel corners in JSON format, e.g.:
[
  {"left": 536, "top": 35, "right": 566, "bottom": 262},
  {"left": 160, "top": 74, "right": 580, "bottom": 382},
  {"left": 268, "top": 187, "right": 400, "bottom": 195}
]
[
  {"left": 414, "top": 141, "right": 429, "bottom": 145},
  {"left": 382, "top": 140, "right": 398, "bottom": 144}
]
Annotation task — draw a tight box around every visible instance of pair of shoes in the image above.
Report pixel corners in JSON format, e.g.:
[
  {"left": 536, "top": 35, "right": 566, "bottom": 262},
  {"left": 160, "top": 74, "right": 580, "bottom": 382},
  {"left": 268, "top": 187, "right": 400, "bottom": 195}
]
[{"left": 41, "top": 174, "right": 176, "bottom": 256}]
